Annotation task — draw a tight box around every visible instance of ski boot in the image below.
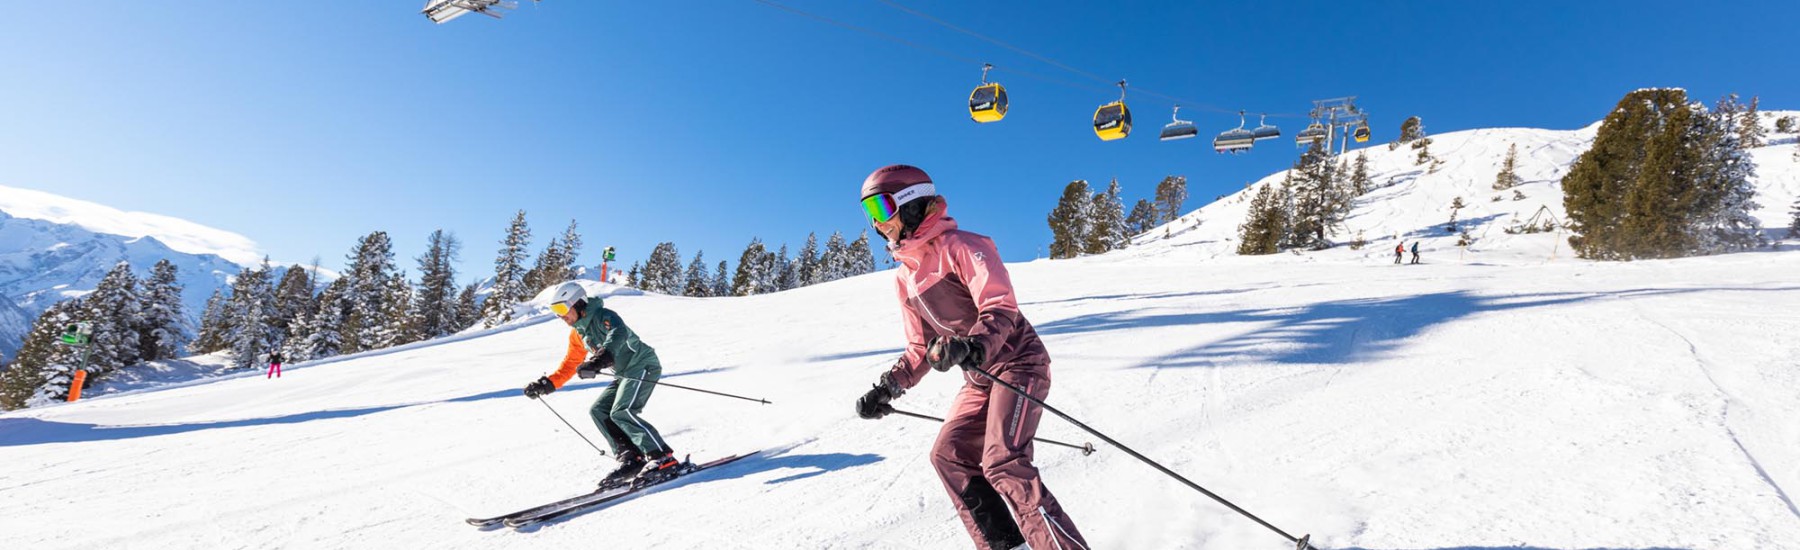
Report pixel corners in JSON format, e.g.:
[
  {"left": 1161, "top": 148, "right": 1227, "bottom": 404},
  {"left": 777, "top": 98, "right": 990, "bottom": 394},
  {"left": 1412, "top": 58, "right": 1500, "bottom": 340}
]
[
  {"left": 632, "top": 451, "right": 682, "bottom": 488},
  {"left": 599, "top": 450, "right": 645, "bottom": 490}
]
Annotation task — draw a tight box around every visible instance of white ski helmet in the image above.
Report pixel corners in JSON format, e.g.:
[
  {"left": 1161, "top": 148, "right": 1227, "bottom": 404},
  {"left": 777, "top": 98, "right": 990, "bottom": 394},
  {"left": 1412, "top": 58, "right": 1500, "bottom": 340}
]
[{"left": 549, "top": 282, "right": 587, "bottom": 316}]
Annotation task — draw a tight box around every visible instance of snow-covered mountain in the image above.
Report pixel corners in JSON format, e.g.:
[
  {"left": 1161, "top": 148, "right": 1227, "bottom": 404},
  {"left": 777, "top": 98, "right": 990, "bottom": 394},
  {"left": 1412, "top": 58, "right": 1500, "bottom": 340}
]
[
  {"left": 0, "top": 187, "right": 260, "bottom": 358},
  {"left": 0, "top": 116, "right": 1797, "bottom": 549}
]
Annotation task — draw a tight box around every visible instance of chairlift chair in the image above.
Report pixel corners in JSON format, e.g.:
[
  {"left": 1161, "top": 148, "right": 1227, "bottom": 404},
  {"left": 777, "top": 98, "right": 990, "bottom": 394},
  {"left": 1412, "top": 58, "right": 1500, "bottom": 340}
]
[
  {"left": 1159, "top": 105, "right": 1198, "bottom": 141},
  {"left": 1093, "top": 81, "right": 1132, "bottom": 141},
  {"left": 1213, "top": 111, "right": 1256, "bottom": 154},
  {"left": 1252, "top": 113, "right": 1281, "bottom": 141},
  {"left": 968, "top": 64, "right": 1008, "bottom": 123},
  {"left": 1296, "top": 120, "right": 1327, "bottom": 147}
]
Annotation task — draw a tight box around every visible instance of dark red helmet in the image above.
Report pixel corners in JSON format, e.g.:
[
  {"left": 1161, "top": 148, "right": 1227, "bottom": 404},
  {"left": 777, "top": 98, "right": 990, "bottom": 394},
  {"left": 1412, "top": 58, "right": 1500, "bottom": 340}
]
[{"left": 861, "top": 164, "right": 934, "bottom": 201}]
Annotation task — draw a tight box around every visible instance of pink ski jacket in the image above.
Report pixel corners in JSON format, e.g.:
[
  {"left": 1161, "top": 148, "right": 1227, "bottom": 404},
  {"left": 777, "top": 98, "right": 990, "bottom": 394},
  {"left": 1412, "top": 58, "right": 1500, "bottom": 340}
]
[{"left": 885, "top": 201, "right": 1050, "bottom": 391}]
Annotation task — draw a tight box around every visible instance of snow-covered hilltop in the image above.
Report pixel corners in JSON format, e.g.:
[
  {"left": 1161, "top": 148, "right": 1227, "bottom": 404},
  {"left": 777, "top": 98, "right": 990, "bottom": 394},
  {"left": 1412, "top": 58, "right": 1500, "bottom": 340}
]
[
  {"left": 0, "top": 114, "right": 1797, "bottom": 549},
  {"left": 1129, "top": 111, "right": 1799, "bottom": 264}
]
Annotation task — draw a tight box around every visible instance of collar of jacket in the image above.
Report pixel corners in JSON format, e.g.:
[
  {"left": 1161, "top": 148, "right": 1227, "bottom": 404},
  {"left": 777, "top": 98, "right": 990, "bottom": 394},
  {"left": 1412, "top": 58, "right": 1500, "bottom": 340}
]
[
  {"left": 574, "top": 297, "right": 606, "bottom": 333},
  {"left": 889, "top": 199, "right": 957, "bottom": 261}
]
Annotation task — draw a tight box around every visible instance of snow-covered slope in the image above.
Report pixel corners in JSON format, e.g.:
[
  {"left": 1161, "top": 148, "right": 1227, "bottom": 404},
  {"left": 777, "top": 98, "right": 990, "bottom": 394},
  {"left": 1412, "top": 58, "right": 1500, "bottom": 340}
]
[
  {"left": 1133, "top": 111, "right": 1800, "bottom": 264},
  {"left": 0, "top": 209, "right": 244, "bottom": 358},
  {"left": 0, "top": 184, "right": 262, "bottom": 266},
  {"left": 1, "top": 119, "right": 1798, "bottom": 549}
]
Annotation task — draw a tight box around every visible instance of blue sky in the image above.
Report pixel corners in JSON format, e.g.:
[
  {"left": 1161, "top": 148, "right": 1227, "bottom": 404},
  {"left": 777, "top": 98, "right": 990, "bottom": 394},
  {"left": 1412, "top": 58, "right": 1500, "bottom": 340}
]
[{"left": 1, "top": 1, "right": 1794, "bottom": 282}]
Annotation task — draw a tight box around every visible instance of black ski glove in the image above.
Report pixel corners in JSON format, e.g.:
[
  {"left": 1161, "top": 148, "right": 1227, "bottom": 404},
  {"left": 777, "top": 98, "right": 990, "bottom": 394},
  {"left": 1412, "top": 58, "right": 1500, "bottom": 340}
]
[
  {"left": 523, "top": 376, "right": 555, "bottom": 399},
  {"left": 927, "top": 336, "right": 986, "bottom": 372},
  {"left": 576, "top": 350, "right": 613, "bottom": 379},
  {"left": 855, "top": 372, "right": 904, "bottom": 420}
]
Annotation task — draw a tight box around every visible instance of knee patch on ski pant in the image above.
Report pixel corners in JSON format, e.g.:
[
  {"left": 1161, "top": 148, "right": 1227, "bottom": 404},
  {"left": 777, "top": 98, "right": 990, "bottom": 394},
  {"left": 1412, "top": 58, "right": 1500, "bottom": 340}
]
[{"left": 957, "top": 476, "right": 1026, "bottom": 549}]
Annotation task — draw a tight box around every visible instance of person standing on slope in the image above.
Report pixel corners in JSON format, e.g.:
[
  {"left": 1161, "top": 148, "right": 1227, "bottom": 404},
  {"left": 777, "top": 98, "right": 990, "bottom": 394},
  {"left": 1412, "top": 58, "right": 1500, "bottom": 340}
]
[
  {"left": 523, "top": 282, "right": 678, "bottom": 488},
  {"left": 266, "top": 350, "right": 284, "bottom": 379},
  {"left": 1394, "top": 242, "right": 1405, "bottom": 264},
  {"left": 852, "top": 164, "right": 1089, "bottom": 550},
  {"left": 1410, "top": 241, "right": 1422, "bottom": 264}
]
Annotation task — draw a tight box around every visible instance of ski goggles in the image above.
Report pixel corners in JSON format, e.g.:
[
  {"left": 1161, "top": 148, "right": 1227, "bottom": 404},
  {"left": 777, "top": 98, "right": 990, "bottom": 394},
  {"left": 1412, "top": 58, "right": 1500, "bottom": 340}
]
[
  {"left": 860, "top": 183, "right": 935, "bottom": 224},
  {"left": 550, "top": 302, "right": 574, "bottom": 316}
]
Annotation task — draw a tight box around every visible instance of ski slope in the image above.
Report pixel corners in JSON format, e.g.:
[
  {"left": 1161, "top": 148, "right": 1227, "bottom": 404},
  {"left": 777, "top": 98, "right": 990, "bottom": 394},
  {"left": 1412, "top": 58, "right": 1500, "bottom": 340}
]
[{"left": 2, "top": 123, "right": 1799, "bottom": 549}]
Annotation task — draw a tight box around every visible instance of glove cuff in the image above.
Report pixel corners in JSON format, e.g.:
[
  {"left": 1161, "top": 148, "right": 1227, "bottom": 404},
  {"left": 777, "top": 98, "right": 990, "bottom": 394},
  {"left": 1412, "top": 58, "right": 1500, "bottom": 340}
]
[{"left": 877, "top": 372, "right": 906, "bottom": 399}]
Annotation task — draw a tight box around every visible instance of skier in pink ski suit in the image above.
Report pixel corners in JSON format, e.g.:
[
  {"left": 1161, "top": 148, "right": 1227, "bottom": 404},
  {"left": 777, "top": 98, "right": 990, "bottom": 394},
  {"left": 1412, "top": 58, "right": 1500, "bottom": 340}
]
[{"left": 854, "top": 164, "right": 1088, "bottom": 550}]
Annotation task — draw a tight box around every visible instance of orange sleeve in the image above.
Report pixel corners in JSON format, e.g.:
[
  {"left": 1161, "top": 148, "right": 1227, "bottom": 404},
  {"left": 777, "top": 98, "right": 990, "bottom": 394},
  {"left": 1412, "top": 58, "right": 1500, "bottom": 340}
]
[{"left": 547, "top": 329, "right": 587, "bottom": 388}]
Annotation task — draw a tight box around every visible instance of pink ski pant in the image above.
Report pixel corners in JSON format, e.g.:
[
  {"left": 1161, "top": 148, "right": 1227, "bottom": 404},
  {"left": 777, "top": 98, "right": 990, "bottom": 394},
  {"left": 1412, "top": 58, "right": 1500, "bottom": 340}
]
[{"left": 931, "top": 368, "right": 1088, "bottom": 550}]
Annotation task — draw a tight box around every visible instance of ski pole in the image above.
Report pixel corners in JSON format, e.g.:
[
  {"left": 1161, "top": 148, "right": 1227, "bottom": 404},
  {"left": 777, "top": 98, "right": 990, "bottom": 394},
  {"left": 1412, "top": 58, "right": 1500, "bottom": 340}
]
[
  {"left": 605, "top": 371, "right": 771, "bottom": 405},
  {"left": 890, "top": 408, "right": 1097, "bottom": 456},
  {"left": 536, "top": 395, "right": 608, "bottom": 457},
  {"left": 959, "top": 364, "right": 1313, "bottom": 550}
]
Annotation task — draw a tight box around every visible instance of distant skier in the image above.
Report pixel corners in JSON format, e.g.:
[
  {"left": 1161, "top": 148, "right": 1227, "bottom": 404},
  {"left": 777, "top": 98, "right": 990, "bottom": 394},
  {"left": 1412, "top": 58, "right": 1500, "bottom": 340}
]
[
  {"left": 852, "top": 165, "right": 1088, "bottom": 550},
  {"left": 1410, "top": 241, "right": 1422, "bottom": 264},
  {"left": 265, "top": 350, "right": 284, "bottom": 379},
  {"left": 523, "top": 282, "right": 678, "bottom": 488},
  {"left": 1394, "top": 242, "right": 1405, "bottom": 264}
]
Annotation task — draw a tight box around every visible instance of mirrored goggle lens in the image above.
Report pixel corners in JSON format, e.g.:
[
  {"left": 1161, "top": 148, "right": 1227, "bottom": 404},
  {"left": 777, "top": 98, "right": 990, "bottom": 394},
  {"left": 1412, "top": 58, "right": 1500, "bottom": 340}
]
[
  {"left": 862, "top": 194, "right": 899, "bottom": 224},
  {"left": 551, "top": 302, "right": 571, "bottom": 316}
]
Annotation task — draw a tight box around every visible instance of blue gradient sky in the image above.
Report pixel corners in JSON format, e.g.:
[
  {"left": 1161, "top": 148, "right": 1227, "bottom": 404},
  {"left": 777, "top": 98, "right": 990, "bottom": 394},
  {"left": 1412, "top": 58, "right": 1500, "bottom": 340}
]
[{"left": 1, "top": 1, "right": 1794, "bottom": 281}]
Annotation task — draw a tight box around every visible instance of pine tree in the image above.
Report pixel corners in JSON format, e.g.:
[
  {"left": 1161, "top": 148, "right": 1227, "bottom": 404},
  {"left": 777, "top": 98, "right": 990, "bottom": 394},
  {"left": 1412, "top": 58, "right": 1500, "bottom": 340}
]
[
  {"left": 482, "top": 211, "right": 531, "bottom": 328},
  {"left": 683, "top": 251, "right": 712, "bottom": 297},
  {"left": 1787, "top": 199, "right": 1800, "bottom": 239},
  {"left": 818, "top": 232, "right": 849, "bottom": 283},
  {"left": 641, "top": 242, "right": 684, "bottom": 294},
  {"left": 1775, "top": 115, "right": 1796, "bottom": 134},
  {"left": 375, "top": 272, "right": 420, "bottom": 348},
  {"left": 1084, "top": 179, "right": 1128, "bottom": 254},
  {"left": 1494, "top": 143, "right": 1523, "bottom": 190},
  {"left": 1125, "top": 199, "right": 1159, "bottom": 237},
  {"left": 1153, "top": 175, "right": 1189, "bottom": 224},
  {"left": 847, "top": 232, "right": 876, "bottom": 276},
  {"left": 1046, "top": 180, "right": 1092, "bottom": 259},
  {"left": 139, "top": 259, "right": 186, "bottom": 362},
  {"left": 224, "top": 260, "right": 279, "bottom": 369},
  {"left": 1236, "top": 184, "right": 1286, "bottom": 255},
  {"left": 191, "top": 287, "right": 230, "bottom": 354},
  {"left": 732, "top": 238, "right": 769, "bottom": 295},
  {"left": 295, "top": 277, "right": 348, "bottom": 361},
  {"left": 1351, "top": 152, "right": 1372, "bottom": 195},
  {"left": 414, "top": 230, "right": 460, "bottom": 340},
  {"left": 755, "top": 246, "right": 781, "bottom": 293},
  {"left": 711, "top": 261, "right": 731, "bottom": 297},
  {"left": 82, "top": 261, "right": 144, "bottom": 375},
  {"left": 1393, "top": 116, "right": 1425, "bottom": 151},
  {"left": 521, "top": 237, "right": 563, "bottom": 294},
  {"left": 796, "top": 233, "right": 822, "bottom": 286},
  {"left": 271, "top": 265, "right": 313, "bottom": 339},
  {"left": 340, "top": 232, "right": 397, "bottom": 350},
  {"left": 1284, "top": 140, "right": 1340, "bottom": 250},
  {"left": 1692, "top": 95, "right": 1763, "bottom": 252},
  {"left": 0, "top": 300, "right": 83, "bottom": 409},
  {"left": 1446, "top": 197, "right": 1466, "bottom": 233},
  {"left": 557, "top": 219, "right": 583, "bottom": 278},
  {"left": 453, "top": 283, "right": 480, "bottom": 332},
  {"left": 626, "top": 262, "right": 642, "bottom": 289},
  {"left": 774, "top": 244, "right": 799, "bottom": 291},
  {"left": 1738, "top": 95, "right": 1765, "bottom": 148}
]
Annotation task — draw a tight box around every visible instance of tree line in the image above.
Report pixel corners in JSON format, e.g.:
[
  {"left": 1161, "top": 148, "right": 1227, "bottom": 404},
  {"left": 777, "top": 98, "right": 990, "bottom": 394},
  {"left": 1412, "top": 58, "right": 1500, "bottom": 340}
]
[
  {"left": 623, "top": 231, "right": 878, "bottom": 296},
  {"left": 1046, "top": 175, "right": 1189, "bottom": 259}
]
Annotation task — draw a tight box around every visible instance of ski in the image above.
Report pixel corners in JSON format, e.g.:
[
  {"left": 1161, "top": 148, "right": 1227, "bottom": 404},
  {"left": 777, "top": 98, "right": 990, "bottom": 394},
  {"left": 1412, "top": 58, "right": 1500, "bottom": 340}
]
[
  {"left": 465, "top": 486, "right": 628, "bottom": 527},
  {"left": 502, "top": 451, "right": 759, "bottom": 528}
]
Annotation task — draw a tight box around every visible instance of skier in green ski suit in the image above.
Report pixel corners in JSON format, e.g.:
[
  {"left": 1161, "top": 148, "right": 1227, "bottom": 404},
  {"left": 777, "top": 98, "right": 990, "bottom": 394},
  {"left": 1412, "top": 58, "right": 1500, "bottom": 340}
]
[{"left": 523, "top": 282, "right": 677, "bottom": 488}]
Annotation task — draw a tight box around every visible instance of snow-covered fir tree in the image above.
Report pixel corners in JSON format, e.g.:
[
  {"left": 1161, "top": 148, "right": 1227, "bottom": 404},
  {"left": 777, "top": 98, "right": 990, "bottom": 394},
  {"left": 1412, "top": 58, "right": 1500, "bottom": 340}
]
[
  {"left": 138, "top": 259, "right": 187, "bottom": 362},
  {"left": 1047, "top": 180, "right": 1093, "bottom": 259},
  {"left": 733, "top": 238, "right": 771, "bottom": 295},
  {"left": 375, "top": 272, "right": 419, "bottom": 349},
  {"left": 1126, "top": 199, "right": 1158, "bottom": 237},
  {"left": 1350, "top": 151, "right": 1372, "bottom": 195},
  {"left": 796, "top": 233, "right": 821, "bottom": 286},
  {"left": 1393, "top": 116, "right": 1425, "bottom": 151},
  {"left": 82, "top": 261, "right": 143, "bottom": 375},
  {"left": 711, "top": 260, "right": 731, "bottom": 297},
  {"left": 453, "top": 283, "right": 480, "bottom": 332},
  {"left": 191, "top": 287, "right": 230, "bottom": 354},
  {"left": 1236, "top": 183, "right": 1287, "bottom": 255},
  {"left": 482, "top": 211, "right": 531, "bottom": 328},
  {"left": 826, "top": 232, "right": 854, "bottom": 282},
  {"left": 1494, "top": 143, "right": 1523, "bottom": 190},
  {"left": 625, "top": 262, "right": 642, "bottom": 289},
  {"left": 556, "top": 219, "right": 582, "bottom": 278},
  {"left": 1787, "top": 199, "right": 1800, "bottom": 239},
  {"left": 224, "top": 260, "right": 279, "bottom": 369},
  {"left": 1692, "top": 95, "right": 1763, "bottom": 252},
  {"left": 341, "top": 232, "right": 397, "bottom": 351},
  {"left": 271, "top": 264, "right": 313, "bottom": 338},
  {"left": 1153, "top": 175, "right": 1188, "bottom": 224},
  {"left": 414, "top": 230, "right": 461, "bottom": 339},
  {"left": 1284, "top": 140, "right": 1342, "bottom": 250},
  {"left": 522, "top": 237, "right": 565, "bottom": 294},
  {"left": 1084, "top": 179, "right": 1127, "bottom": 254},
  {"left": 293, "top": 277, "right": 348, "bottom": 361},
  {"left": 1447, "top": 197, "right": 1467, "bottom": 233},
  {"left": 683, "top": 251, "right": 712, "bottom": 297},
  {"left": 773, "top": 244, "right": 798, "bottom": 291},
  {"left": 641, "top": 242, "right": 685, "bottom": 295},
  {"left": 847, "top": 232, "right": 876, "bottom": 276},
  {"left": 1737, "top": 95, "right": 1764, "bottom": 148}
]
